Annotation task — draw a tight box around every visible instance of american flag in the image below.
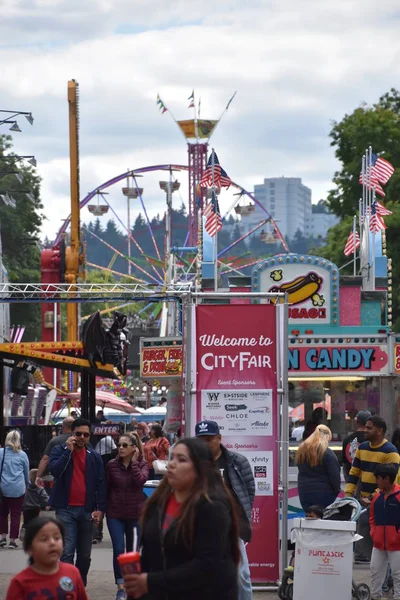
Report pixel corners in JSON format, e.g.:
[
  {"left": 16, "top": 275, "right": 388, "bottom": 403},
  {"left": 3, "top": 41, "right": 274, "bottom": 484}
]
[
  {"left": 369, "top": 201, "right": 387, "bottom": 233},
  {"left": 375, "top": 201, "right": 392, "bottom": 216},
  {"left": 359, "top": 169, "right": 385, "bottom": 197},
  {"left": 200, "top": 151, "right": 231, "bottom": 189},
  {"left": 344, "top": 230, "right": 360, "bottom": 256},
  {"left": 220, "top": 166, "right": 232, "bottom": 189},
  {"left": 371, "top": 153, "right": 395, "bottom": 184},
  {"left": 204, "top": 191, "right": 222, "bottom": 237}
]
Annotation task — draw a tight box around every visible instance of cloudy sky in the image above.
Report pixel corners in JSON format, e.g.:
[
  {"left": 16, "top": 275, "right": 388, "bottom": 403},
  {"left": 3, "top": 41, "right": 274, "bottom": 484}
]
[{"left": 2, "top": 0, "right": 400, "bottom": 243}]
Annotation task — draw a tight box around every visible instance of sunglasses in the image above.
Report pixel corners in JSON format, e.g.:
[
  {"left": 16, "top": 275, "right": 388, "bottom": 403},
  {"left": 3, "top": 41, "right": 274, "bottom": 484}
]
[
  {"left": 118, "top": 442, "right": 133, "bottom": 448},
  {"left": 74, "top": 432, "right": 90, "bottom": 438}
]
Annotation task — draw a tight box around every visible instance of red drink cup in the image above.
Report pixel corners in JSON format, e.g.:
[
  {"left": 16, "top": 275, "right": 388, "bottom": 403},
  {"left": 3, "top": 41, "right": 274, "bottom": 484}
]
[{"left": 117, "top": 551, "right": 142, "bottom": 576}]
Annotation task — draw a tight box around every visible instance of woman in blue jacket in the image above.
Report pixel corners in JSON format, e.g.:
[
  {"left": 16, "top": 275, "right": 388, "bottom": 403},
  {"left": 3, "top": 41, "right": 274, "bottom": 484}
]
[
  {"left": 297, "top": 424, "right": 341, "bottom": 511},
  {"left": 0, "top": 430, "right": 29, "bottom": 548}
]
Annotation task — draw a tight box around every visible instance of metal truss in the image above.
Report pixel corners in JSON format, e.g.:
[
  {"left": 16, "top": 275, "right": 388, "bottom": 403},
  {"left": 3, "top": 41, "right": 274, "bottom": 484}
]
[{"left": 0, "top": 282, "right": 193, "bottom": 303}]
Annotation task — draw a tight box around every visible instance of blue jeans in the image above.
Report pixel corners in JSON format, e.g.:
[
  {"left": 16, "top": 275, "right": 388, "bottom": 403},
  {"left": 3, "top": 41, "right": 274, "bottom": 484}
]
[
  {"left": 239, "top": 538, "right": 252, "bottom": 600},
  {"left": 107, "top": 517, "right": 140, "bottom": 584},
  {"left": 56, "top": 507, "right": 93, "bottom": 586}
]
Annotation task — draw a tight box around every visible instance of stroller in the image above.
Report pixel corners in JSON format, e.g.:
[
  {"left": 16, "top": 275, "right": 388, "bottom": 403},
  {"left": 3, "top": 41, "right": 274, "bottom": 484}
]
[{"left": 278, "top": 498, "right": 371, "bottom": 600}]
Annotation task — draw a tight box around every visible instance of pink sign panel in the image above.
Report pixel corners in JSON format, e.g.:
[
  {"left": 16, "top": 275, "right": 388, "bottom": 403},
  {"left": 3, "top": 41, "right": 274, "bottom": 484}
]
[{"left": 195, "top": 304, "right": 279, "bottom": 583}]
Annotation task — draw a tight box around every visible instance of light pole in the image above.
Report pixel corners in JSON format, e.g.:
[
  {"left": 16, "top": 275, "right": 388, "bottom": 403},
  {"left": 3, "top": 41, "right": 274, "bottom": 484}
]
[
  {"left": 122, "top": 173, "right": 143, "bottom": 276},
  {"left": 0, "top": 110, "right": 34, "bottom": 131},
  {"left": 159, "top": 176, "right": 180, "bottom": 285},
  {"left": 159, "top": 175, "right": 180, "bottom": 336}
]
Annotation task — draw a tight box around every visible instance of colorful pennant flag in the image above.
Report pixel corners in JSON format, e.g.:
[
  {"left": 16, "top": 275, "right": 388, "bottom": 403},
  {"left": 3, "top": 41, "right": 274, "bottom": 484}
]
[
  {"left": 156, "top": 94, "right": 168, "bottom": 114},
  {"left": 200, "top": 151, "right": 231, "bottom": 189},
  {"left": 344, "top": 230, "right": 360, "bottom": 256},
  {"left": 188, "top": 90, "right": 194, "bottom": 101},
  {"left": 204, "top": 191, "right": 222, "bottom": 237},
  {"left": 188, "top": 101, "right": 195, "bottom": 109},
  {"left": 369, "top": 201, "right": 387, "bottom": 233}
]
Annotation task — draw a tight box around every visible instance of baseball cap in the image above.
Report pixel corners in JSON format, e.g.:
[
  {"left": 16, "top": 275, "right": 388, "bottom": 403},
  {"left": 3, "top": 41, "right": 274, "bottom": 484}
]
[
  {"left": 195, "top": 420, "right": 220, "bottom": 437},
  {"left": 355, "top": 410, "right": 372, "bottom": 425}
]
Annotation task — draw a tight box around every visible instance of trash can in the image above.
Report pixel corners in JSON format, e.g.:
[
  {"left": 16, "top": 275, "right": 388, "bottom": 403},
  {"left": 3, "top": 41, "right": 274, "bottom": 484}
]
[{"left": 291, "top": 518, "right": 357, "bottom": 600}]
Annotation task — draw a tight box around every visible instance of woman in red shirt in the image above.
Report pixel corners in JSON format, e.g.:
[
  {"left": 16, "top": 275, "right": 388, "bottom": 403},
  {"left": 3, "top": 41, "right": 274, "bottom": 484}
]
[
  {"left": 6, "top": 515, "right": 87, "bottom": 600},
  {"left": 143, "top": 424, "right": 170, "bottom": 480}
]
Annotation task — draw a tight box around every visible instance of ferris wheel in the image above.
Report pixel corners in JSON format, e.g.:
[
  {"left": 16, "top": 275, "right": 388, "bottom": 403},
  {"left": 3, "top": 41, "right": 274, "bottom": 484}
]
[{"left": 55, "top": 163, "right": 289, "bottom": 294}]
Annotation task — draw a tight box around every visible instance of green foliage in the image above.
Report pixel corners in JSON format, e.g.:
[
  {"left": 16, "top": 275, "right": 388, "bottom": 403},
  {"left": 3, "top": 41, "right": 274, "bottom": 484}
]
[
  {"left": 328, "top": 88, "right": 400, "bottom": 217},
  {"left": 0, "top": 135, "right": 43, "bottom": 339}
]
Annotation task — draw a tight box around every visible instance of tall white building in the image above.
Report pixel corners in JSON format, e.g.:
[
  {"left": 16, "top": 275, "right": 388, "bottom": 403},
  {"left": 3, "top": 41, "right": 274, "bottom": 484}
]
[
  {"left": 306, "top": 210, "right": 339, "bottom": 240},
  {"left": 245, "top": 177, "right": 312, "bottom": 240}
]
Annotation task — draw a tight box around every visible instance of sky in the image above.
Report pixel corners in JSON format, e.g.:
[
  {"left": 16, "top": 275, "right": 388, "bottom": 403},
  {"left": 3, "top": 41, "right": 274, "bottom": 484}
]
[{"left": 2, "top": 0, "right": 400, "bottom": 243}]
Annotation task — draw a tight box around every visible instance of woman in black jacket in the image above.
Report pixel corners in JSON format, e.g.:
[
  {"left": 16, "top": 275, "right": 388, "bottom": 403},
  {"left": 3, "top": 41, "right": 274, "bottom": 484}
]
[
  {"left": 297, "top": 424, "right": 341, "bottom": 511},
  {"left": 123, "top": 437, "right": 239, "bottom": 600}
]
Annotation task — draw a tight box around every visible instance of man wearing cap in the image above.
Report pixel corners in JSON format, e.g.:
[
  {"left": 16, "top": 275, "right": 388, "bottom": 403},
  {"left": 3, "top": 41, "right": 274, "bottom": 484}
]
[
  {"left": 341, "top": 410, "right": 371, "bottom": 482},
  {"left": 195, "top": 420, "right": 255, "bottom": 600}
]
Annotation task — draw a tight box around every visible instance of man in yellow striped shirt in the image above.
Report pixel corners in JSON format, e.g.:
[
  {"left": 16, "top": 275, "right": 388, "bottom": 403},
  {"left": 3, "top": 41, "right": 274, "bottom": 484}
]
[{"left": 345, "top": 415, "right": 400, "bottom": 562}]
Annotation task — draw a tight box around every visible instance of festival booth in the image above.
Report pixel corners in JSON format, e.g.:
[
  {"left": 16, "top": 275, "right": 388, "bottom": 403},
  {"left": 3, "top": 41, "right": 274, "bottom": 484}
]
[{"left": 248, "top": 251, "right": 394, "bottom": 525}]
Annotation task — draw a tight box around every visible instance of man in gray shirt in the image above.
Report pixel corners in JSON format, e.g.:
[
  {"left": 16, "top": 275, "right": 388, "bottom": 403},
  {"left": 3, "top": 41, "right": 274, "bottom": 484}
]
[{"left": 35, "top": 417, "right": 74, "bottom": 485}]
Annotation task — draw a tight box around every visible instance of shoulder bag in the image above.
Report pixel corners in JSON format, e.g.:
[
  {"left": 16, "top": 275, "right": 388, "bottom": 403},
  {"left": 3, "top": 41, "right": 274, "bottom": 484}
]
[{"left": 150, "top": 444, "right": 168, "bottom": 475}]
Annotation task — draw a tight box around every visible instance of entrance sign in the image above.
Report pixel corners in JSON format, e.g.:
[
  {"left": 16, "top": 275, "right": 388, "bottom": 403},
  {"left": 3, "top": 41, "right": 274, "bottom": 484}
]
[{"left": 195, "top": 304, "right": 279, "bottom": 582}]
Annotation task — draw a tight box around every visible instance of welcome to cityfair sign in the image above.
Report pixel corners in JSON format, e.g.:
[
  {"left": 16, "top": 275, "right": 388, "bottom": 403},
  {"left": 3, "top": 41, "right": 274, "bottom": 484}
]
[{"left": 195, "top": 304, "right": 279, "bottom": 583}]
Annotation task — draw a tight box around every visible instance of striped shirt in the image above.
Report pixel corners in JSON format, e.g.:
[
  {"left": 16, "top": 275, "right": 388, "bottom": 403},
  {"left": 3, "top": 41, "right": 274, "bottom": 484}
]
[{"left": 345, "top": 439, "right": 400, "bottom": 498}]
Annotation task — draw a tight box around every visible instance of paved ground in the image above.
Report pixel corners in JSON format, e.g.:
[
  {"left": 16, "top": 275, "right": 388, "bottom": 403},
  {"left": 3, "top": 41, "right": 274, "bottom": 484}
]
[{"left": 0, "top": 527, "right": 372, "bottom": 600}]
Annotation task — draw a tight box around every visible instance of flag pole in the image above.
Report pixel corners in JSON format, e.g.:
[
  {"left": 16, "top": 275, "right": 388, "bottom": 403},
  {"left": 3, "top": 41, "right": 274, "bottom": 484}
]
[
  {"left": 211, "top": 148, "right": 218, "bottom": 291},
  {"left": 208, "top": 92, "right": 237, "bottom": 143},
  {"left": 157, "top": 94, "right": 187, "bottom": 142},
  {"left": 353, "top": 215, "right": 357, "bottom": 276},
  {"left": 371, "top": 188, "right": 376, "bottom": 291},
  {"left": 193, "top": 90, "right": 199, "bottom": 141}
]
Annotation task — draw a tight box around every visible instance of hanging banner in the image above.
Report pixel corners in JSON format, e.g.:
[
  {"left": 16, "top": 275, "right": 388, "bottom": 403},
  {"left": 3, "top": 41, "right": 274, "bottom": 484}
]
[{"left": 195, "top": 304, "right": 279, "bottom": 583}]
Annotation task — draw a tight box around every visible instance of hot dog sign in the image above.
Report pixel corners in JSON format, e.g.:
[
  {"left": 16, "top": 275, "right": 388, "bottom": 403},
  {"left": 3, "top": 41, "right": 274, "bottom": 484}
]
[{"left": 252, "top": 254, "right": 339, "bottom": 326}]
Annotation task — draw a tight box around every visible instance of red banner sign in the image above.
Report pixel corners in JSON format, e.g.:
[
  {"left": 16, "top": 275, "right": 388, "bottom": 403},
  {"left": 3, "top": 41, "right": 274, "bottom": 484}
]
[
  {"left": 195, "top": 304, "right": 279, "bottom": 583},
  {"left": 140, "top": 345, "right": 182, "bottom": 378}
]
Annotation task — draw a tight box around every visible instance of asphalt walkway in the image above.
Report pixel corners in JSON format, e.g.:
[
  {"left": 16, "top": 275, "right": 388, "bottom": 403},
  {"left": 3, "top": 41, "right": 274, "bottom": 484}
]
[{"left": 0, "top": 528, "right": 372, "bottom": 600}]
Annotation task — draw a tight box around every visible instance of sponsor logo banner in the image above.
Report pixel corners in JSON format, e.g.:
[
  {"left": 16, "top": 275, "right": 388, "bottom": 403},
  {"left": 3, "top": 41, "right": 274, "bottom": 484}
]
[{"left": 195, "top": 304, "right": 279, "bottom": 583}]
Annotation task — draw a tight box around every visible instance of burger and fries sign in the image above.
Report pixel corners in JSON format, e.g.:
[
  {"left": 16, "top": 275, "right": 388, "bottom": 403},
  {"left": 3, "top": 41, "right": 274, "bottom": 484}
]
[{"left": 140, "top": 337, "right": 182, "bottom": 379}]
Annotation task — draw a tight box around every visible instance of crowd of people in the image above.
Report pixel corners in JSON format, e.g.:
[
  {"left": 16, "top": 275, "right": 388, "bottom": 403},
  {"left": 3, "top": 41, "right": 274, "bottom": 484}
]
[
  {"left": 296, "top": 411, "right": 400, "bottom": 600},
  {"left": 0, "top": 417, "right": 254, "bottom": 600}
]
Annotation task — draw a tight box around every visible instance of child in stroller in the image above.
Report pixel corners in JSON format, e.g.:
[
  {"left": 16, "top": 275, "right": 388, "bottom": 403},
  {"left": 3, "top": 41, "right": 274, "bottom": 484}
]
[{"left": 278, "top": 498, "right": 371, "bottom": 600}]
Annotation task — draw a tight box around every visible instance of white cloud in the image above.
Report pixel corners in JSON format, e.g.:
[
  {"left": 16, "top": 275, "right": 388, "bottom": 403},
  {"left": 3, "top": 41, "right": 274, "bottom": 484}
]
[{"left": 1, "top": 0, "right": 400, "bottom": 245}]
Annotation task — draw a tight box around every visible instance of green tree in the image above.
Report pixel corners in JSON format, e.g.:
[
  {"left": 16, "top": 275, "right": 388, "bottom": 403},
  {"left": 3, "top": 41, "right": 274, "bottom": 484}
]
[
  {"left": 328, "top": 88, "right": 400, "bottom": 217},
  {"left": 0, "top": 135, "right": 43, "bottom": 339}
]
